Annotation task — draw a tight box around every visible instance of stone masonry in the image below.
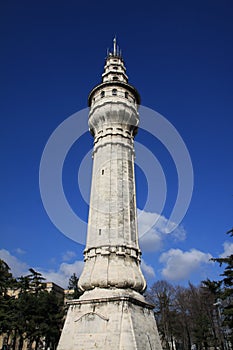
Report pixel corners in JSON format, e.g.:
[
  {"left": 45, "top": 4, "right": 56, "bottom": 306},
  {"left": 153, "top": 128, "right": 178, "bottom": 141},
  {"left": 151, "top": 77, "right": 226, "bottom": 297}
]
[{"left": 57, "top": 39, "right": 163, "bottom": 350}]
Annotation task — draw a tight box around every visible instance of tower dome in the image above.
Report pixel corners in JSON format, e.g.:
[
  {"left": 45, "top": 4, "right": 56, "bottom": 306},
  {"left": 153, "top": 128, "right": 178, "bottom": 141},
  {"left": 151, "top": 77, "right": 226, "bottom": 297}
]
[{"left": 88, "top": 38, "right": 140, "bottom": 137}]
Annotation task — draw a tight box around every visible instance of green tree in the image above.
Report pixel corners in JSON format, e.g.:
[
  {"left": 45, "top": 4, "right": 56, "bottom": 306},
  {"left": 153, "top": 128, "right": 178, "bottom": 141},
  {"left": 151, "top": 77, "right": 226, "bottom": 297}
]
[
  {"left": 0, "top": 262, "right": 64, "bottom": 350},
  {"left": 17, "top": 289, "right": 63, "bottom": 350},
  {"left": 211, "top": 228, "right": 233, "bottom": 347},
  {"left": 0, "top": 260, "right": 18, "bottom": 345},
  {"left": 67, "top": 273, "right": 83, "bottom": 299},
  {"left": 0, "top": 260, "right": 16, "bottom": 297},
  {"left": 146, "top": 280, "right": 225, "bottom": 350},
  {"left": 188, "top": 282, "right": 218, "bottom": 350},
  {"left": 27, "top": 268, "right": 46, "bottom": 294},
  {"left": 16, "top": 269, "right": 64, "bottom": 350},
  {"left": 37, "top": 291, "right": 64, "bottom": 350},
  {"left": 12, "top": 269, "right": 47, "bottom": 350},
  {"left": 201, "top": 279, "right": 224, "bottom": 349}
]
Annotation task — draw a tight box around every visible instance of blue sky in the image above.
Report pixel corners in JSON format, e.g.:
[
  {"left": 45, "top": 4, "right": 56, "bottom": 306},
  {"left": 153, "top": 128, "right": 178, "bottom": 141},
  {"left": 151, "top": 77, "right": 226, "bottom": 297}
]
[{"left": 1, "top": 0, "right": 233, "bottom": 288}]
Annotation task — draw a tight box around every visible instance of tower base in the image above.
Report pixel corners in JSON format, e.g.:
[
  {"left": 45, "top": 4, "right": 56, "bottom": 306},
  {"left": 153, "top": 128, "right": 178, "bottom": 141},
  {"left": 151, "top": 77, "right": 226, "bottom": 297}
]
[{"left": 57, "top": 288, "right": 162, "bottom": 350}]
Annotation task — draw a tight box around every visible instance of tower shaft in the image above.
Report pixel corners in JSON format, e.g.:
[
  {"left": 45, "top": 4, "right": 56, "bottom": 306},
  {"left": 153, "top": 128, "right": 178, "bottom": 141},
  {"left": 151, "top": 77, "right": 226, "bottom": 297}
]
[{"left": 78, "top": 68, "right": 145, "bottom": 291}]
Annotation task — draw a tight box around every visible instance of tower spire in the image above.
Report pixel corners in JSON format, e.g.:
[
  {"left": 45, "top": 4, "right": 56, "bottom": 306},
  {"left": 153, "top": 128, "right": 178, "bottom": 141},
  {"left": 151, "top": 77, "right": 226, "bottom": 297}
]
[
  {"left": 100, "top": 37, "right": 129, "bottom": 84},
  {"left": 113, "top": 36, "right": 117, "bottom": 56}
]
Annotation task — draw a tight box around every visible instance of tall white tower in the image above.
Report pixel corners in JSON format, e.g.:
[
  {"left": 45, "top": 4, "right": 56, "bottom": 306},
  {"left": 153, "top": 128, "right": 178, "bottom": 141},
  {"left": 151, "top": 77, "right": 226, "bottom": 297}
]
[
  {"left": 78, "top": 37, "right": 146, "bottom": 293},
  {"left": 57, "top": 39, "right": 162, "bottom": 350}
]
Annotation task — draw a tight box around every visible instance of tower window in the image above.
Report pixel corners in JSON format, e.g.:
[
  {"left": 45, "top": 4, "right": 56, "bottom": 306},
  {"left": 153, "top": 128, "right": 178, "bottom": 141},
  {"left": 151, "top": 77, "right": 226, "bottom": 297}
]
[
  {"left": 125, "top": 92, "right": 128, "bottom": 99},
  {"left": 99, "top": 229, "right": 101, "bottom": 235},
  {"left": 101, "top": 169, "right": 104, "bottom": 175},
  {"left": 101, "top": 91, "right": 105, "bottom": 98},
  {"left": 113, "top": 76, "right": 118, "bottom": 81},
  {"left": 112, "top": 89, "right": 117, "bottom": 96},
  {"left": 113, "top": 66, "right": 118, "bottom": 70}
]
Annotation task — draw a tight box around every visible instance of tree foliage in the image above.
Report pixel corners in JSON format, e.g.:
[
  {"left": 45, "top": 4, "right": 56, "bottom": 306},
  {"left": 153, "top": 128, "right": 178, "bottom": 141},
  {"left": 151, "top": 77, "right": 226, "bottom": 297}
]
[
  {"left": 211, "top": 228, "right": 233, "bottom": 346},
  {"left": 146, "top": 280, "right": 230, "bottom": 350},
  {"left": 0, "top": 261, "right": 64, "bottom": 350},
  {"left": 145, "top": 228, "right": 233, "bottom": 350},
  {"left": 67, "top": 273, "right": 83, "bottom": 299}
]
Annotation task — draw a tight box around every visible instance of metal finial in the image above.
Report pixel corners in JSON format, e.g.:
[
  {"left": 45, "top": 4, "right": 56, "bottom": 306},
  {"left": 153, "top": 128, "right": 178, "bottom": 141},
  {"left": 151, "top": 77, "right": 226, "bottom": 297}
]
[{"left": 113, "top": 36, "right": 117, "bottom": 56}]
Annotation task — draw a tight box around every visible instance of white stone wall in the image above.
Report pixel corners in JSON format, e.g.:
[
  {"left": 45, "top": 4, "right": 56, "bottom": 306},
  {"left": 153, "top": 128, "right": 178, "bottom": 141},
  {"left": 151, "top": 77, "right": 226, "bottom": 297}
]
[
  {"left": 57, "top": 292, "right": 163, "bottom": 350},
  {"left": 78, "top": 96, "right": 146, "bottom": 292}
]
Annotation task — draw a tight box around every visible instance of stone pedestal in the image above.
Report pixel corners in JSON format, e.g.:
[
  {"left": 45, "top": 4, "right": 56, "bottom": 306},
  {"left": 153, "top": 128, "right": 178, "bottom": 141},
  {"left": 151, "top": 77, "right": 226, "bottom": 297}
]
[{"left": 57, "top": 289, "right": 162, "bottom": 350}]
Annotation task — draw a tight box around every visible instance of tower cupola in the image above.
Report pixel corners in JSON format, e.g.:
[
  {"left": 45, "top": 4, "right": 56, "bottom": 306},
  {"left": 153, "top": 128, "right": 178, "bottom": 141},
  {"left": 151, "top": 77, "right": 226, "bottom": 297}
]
[
  {"left": 88, "top": 38, "right": 140, "bottom": 108},
  {"left": 102, "top": 37, "right": 128, "bottom": 83}
]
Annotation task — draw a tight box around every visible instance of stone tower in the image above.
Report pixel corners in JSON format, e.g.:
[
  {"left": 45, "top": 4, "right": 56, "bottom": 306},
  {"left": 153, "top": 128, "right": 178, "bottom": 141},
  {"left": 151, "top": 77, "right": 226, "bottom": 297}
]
[{"left": 57, "top": 39, "right": 162, "bottom": 350}]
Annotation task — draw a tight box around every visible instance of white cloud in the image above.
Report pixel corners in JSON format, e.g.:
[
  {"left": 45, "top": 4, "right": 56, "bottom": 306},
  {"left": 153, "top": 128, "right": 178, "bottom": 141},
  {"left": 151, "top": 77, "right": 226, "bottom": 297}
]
[
  {"left": 141, "top": 259, "right": 155, "bottom": 279},
  {"left": 138, "top": 210, "right": 163, "bottom": 252},
  {"left": 138, "top": 209, "right": 186, "bottom": 252},
  {"left": 220, "top": 241, "right": 233, "bottom": 258},
  {"left": 15, "top": 248, "right": 26, "bottom": 255},
  {"left": 171, "top": 226, "right": 186, "bottom": 242},
  {"left": 159, "top": 248, "right": 213, "bottom": 281},
  {"left": 0, "top": 249, "right": 29, "bottom": 277},
  {"left": 139, "top": 229, "right": 163, "bottom": 252},
  {"left": 62, "top": 250, "right": 76, "bottom": 261},
  {"left": 40, "top": 260, "right": 84, "bottom": 288},
  {"left": 0, "top": 249, "right": 83, "bottom": 289}
]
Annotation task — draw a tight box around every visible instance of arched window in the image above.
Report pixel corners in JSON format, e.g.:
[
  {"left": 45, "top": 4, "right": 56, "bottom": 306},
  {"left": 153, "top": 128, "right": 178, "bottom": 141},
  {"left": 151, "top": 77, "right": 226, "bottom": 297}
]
[
  {"left": 113, "top": 76, "right": 118, "bottom": 81},
  {"left": 125, "top": 92, "right": 128, "bottom": 99},
  {"left": 101, "top": 91, "right": 105, "bottom": 98},
  {"left": 112, "top": 89, "right": 117, "bottom": 96}
]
